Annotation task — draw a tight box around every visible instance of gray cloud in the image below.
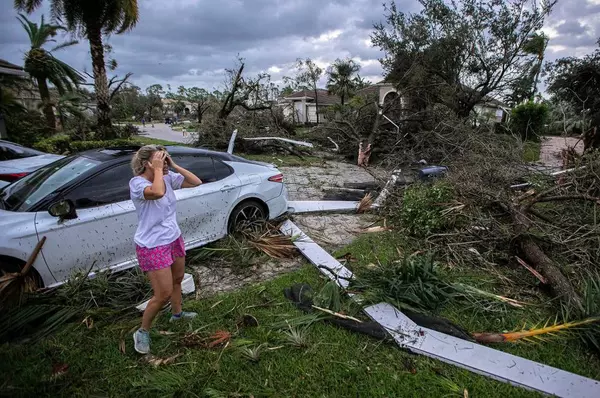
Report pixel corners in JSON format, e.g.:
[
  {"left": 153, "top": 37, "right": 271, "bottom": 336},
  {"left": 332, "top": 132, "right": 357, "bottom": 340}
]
[
  {"left": 1, "top": 0, "right": 599, "bottom": 93},
  {"left": 555, "top": 20, "right": 588, "bottom": 36}
]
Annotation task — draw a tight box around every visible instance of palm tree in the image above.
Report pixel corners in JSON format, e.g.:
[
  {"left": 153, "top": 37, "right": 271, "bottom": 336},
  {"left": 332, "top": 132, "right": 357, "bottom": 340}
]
[
  {"left": 15, "top": 0, "right": 139, "bottom": 139},
  {"left": 326, "top": 58, "right": 361, "bottom": 105},
  {"left": 523, "top": 32, "right": 549, "bottom": 101},
  {"left": 18, "top": 14, "right": 83, "bottom": 130}
]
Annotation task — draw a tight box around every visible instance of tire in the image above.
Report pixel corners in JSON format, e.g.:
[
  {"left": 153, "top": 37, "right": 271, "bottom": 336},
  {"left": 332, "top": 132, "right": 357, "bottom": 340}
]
[
  {"left": 0, "top": 256, "right": 44, "bottom": 289},
  {"left": 228, "top": 200, "right": 267, "bottom": 234}
]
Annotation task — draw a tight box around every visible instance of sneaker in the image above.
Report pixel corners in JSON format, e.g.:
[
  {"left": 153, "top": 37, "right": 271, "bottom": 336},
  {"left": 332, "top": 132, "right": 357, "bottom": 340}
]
[
  {"left": 133, "top": 328, "right": 150, "bottom": 354},
  {"left": 170, "top": 311, "right": 197, "bottom": 322}
]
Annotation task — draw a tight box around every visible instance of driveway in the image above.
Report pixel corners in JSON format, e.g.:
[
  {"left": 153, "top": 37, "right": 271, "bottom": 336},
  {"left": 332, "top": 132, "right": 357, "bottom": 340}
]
[
  {"left": 539, "top": 136, "right": 584, "bottom": 168},
  {"left": 138, "top": 123, "right": 197, "bottom": 144},
  {"left": 193, "top": 160, "right": 383, "bottom": 297}
]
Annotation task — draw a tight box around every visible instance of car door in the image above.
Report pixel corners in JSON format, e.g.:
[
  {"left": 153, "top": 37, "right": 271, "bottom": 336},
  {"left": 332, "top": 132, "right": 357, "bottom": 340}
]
[
  {"left": 170, "top": 155, "right": 241, "bottom": 247},
  {"left": 34, "top": 162, "right": 134, "bottom": 283}
]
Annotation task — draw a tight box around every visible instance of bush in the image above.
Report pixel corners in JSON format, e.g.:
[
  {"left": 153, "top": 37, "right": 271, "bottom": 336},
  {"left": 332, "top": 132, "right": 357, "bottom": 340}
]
[
  {"left": 70, "top": 139, "right": 134, "bottom": 152},
  {"left": 114, "top": 123, "right": 140, "bottom": 139},
  {"left": 34, "top": 136, "right": 141, "bottom": 155},
  {"left": 33, "top": 134, "right": 72, "bottom": 154},
  {"left": 401, "top": 181, "right": 454, "bottom": 237},
  {"left": 4, "top": 110, "right": 51, "bottom": 147},
  {"left": 510, "top": 101, "right": 549, "bottom": 141}
]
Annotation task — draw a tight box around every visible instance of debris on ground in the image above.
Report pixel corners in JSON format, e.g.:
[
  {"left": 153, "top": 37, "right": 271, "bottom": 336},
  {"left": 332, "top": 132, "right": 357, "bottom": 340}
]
[{"left": 280, "top": 220, "right": 600, "bottom": 397}]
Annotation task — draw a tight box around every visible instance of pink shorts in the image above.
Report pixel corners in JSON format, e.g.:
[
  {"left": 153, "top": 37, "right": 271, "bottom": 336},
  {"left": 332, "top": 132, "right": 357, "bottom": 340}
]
[{"left": 136, "top": 236, "right": 185, "bottom": 272}]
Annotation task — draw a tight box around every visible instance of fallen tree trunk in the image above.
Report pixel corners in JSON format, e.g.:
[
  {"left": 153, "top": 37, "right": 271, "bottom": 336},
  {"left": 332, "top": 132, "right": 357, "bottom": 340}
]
[{"left": 509, "top": 204, "right": 583, "bottom": 310}]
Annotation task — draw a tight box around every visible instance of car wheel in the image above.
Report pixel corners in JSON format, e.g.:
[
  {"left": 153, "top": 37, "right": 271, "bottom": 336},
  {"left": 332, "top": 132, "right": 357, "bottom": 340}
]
[
  {"left": 0, "top": 256, "right": 44, "bottom": 293},
  {"left": 228, "top": 200, "right": 267, "bottom": 234}
]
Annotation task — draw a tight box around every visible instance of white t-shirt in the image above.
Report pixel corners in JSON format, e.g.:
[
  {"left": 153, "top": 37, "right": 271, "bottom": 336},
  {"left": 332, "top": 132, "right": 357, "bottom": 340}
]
[{"left": 129, "top": 171, "right": 185, "bottom": 248}]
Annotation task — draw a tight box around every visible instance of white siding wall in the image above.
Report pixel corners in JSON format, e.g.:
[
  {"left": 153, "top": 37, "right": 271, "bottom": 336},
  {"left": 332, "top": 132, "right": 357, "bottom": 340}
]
[{"left": 306, "top": 104, "right": 317, "bottom": 123}]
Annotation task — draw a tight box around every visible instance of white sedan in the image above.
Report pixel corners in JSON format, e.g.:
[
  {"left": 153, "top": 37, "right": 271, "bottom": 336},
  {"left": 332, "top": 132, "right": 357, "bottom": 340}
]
[{"left": 0, "top": 145, "right": 288, "bottom": 288}]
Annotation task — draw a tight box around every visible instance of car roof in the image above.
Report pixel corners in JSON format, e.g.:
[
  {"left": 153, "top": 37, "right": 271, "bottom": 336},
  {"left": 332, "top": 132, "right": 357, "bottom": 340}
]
[{"left": 79, "top": 145, "right": 258, "bottom": 165}]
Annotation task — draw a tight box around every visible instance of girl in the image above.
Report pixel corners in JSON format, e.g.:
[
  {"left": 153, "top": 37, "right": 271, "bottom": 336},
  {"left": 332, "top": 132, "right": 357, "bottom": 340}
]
[{"left": 129, "top": 145, "right": 202, "bottom": 354}]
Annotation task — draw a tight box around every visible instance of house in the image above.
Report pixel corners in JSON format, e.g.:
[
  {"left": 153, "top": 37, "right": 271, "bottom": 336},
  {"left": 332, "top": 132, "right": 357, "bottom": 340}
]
[
  {"left": 279, "top": 81, "right": 509, "bottom": 125},
  {"left": 278, "top": 89, "right": 340, "bottom": 124},
  {"left": 0, "top": 59, "right": 41, "bottom": 139},
  {"left": 0, "top": 59, "right": 40, "bottom": 111},
  {"left": 162, "top": 98, "right": 193, "bottom": 118},
  {"left": 278, "top": 83, "right": 406, "bottom": 124},
  {"left": 473, "top": 97, "right": 510, "bottom": 124}
]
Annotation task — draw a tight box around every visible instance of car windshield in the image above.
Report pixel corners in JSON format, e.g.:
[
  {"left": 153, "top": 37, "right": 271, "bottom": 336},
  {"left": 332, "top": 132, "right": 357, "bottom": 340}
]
[{"left": 0, "top": 156, "right": 100, "bottom": 212}]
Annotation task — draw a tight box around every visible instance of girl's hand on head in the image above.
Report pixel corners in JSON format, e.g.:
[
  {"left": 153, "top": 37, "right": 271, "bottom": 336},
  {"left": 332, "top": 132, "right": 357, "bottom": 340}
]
[
  {"left": 150, "top": 151, "right": 166, "bottom": 171},
  {"left": 166, "top": 154, "right": 176, "bottom": 168}
]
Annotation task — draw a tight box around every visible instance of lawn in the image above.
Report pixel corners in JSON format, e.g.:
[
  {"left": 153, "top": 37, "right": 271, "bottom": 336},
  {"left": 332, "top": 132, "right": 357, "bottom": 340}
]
[
  {"left": 2, "top": 231, "right": 598, "bottom": 398},
  {"left": 522, "top": 141, "right": 541, "bottom": 162},
  {"left": 131, "top": 137, "right": 191, "bottom": 147},
  {"left": 336, "top": 230, "right": 600, "bottom": 381}
]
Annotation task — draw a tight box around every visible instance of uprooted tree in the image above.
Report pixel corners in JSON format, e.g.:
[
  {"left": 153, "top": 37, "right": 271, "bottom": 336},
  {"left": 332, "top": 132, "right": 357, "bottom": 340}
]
[
  {"left": 217, "top": 59, "right": 277, "bottom": 120},
  {"left": 372, "top": 0, "right": 555, "bottom": 118},
  {"left": 196, "top": 58, "right": 293, "bottom": 149}
]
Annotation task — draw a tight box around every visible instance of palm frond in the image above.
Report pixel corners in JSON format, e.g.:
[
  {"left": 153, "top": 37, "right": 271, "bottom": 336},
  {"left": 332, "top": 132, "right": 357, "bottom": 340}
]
[
  {"left": 356, "top": 193, "right": 373, "bottom": 213},
  {"left": 351, "top": 252, "right": 457, "bottom": 313},
  {"left": 14, "top": 0, "right": 44, "bottom": 14},
  {"left": 51, "top": 39, "right": 79, "bottom": 52},
  {"left": 472, "top": 317, "right": 600, "bottom": 344},
  {"left": 282, "top": 326, "right": 309, "bottom": 347},
  {"left": 239, "top": 343, "right": 267, "bottom": 362}
]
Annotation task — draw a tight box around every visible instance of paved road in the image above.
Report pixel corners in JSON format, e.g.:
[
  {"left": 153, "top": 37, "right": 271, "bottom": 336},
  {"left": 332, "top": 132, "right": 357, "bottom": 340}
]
[
  {"left": 138, "top": 123, "right": 197, "bottom": 144},
  {"left": 539, "top": 136, "right": 583, "bottom": 168}
]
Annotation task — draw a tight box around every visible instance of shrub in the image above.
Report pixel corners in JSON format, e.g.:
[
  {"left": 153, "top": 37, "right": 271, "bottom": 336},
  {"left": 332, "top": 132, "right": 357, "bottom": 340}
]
[
  {"left": 4, "top": 110, "right": 51, "bottom": 147},
  {"left": 401, "top": 181, "right": 454, "bottom": 237},
  {"left": 70, "top": 139, "right": 134, "bottom": 153},
  {"left": 34, "top": 137, "right": 141, "bottom": 155},
  {"left": 33, "top": 134, "right": 72, "bottom": 154},
  {"left": 510, "top": 101, "right": 549, "bottom": 141}
]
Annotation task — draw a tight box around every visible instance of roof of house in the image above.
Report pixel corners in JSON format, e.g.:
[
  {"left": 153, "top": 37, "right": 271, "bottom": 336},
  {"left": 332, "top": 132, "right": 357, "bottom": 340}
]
[
  {"left": 283, "top": 89, "right": 341, "bottom": 106},
  {"left": 0, "top": 59, "right": 27, "bottom": 77},
  {"left": 356, "top": 85, "right": 380, "bottom": 97}
]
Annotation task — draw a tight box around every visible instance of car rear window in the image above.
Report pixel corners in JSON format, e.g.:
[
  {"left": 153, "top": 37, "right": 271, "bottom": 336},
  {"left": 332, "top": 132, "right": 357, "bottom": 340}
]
[
  {"left": 0, "top": 142, "right": 44, "bottom": 160},
  {"left": 0, "top": 156, "right": 99, "bottom": 212}
]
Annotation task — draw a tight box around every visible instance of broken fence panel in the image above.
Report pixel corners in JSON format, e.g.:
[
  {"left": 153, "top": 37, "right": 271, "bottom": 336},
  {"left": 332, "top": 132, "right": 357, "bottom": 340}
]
[
  {"left": 287, "top": 200, "right": 359, "bottom": 214},
  {"left": 280, "top": 220, "right": 352, "bottom": 288},
  {"left": 280, "top": 220, "right": 600, "bottom": 398},
  {"left": 227, "top": 129, "right": 238, "bottom": 154}
]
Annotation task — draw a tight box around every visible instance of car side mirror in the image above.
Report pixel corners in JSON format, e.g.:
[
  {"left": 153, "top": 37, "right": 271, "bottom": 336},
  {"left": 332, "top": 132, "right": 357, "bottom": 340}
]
[{"left": 48, "top": 199, "right": 77, "bottom": 220}]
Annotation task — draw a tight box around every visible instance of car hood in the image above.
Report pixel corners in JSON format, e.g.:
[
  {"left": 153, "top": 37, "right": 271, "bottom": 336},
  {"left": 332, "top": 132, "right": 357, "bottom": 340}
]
[{"left": 0, "top": 154, "right": 64, "bottom": 173}]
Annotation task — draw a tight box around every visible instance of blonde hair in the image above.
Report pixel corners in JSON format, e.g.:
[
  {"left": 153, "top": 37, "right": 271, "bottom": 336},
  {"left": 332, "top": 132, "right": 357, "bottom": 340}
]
[{"left": 131, "top": 145, "right": 166, "bottom": 175}]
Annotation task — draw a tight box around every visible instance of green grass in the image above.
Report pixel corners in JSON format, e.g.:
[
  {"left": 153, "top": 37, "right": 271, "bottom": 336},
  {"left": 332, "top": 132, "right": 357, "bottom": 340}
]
[
  {"left": 241, "top": 153, "right": 325, "bottom": 167},
  {"left": 336, "top": 230, "right": 600, "bottom": 381},
  {"left": 131, "top": 137, "right": 191, "bottom": 147},
  {"left": 523, "top": 141, "right": 541, "bottom": 162},
  {"left": 2, "top": 230, "right": 598, "bottom": 397},
  {"left": 1, "top": 264, "right": 550, "bottom": 398}
]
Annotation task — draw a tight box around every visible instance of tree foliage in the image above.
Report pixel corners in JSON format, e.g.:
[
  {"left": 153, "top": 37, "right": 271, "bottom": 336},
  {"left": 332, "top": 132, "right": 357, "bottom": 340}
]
[
  {"left": 326, "top": 58, "right": 361, "bottom": 105},
  {"left": 18, "top": 13, "right": 83, "bottom": 130},
  {"left": 372, "top": 0, "right": 555, "bottom": 117},
  {"left": 217, "top": 58, "right": 277, "bottom": 120},
  {"left": 509, "top": 101, "right": 549, "bottom": 141},
  {"left": 16, "top": 0, "right": 140, "bottom": 138}
]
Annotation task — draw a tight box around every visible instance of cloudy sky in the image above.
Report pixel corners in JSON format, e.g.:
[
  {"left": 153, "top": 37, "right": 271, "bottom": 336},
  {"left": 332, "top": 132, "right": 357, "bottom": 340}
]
[{"left": 1, "top": 0, "right": 599, "bottom": 94}]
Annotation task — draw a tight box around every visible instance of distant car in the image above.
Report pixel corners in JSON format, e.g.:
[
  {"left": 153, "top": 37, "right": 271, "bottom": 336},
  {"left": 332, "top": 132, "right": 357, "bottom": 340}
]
[
  {"left": 0, "top": 145, "right": 288, "bottom": 288},
  {"left": 0, "top": 140, "right": 64, "bottom": 183}
]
